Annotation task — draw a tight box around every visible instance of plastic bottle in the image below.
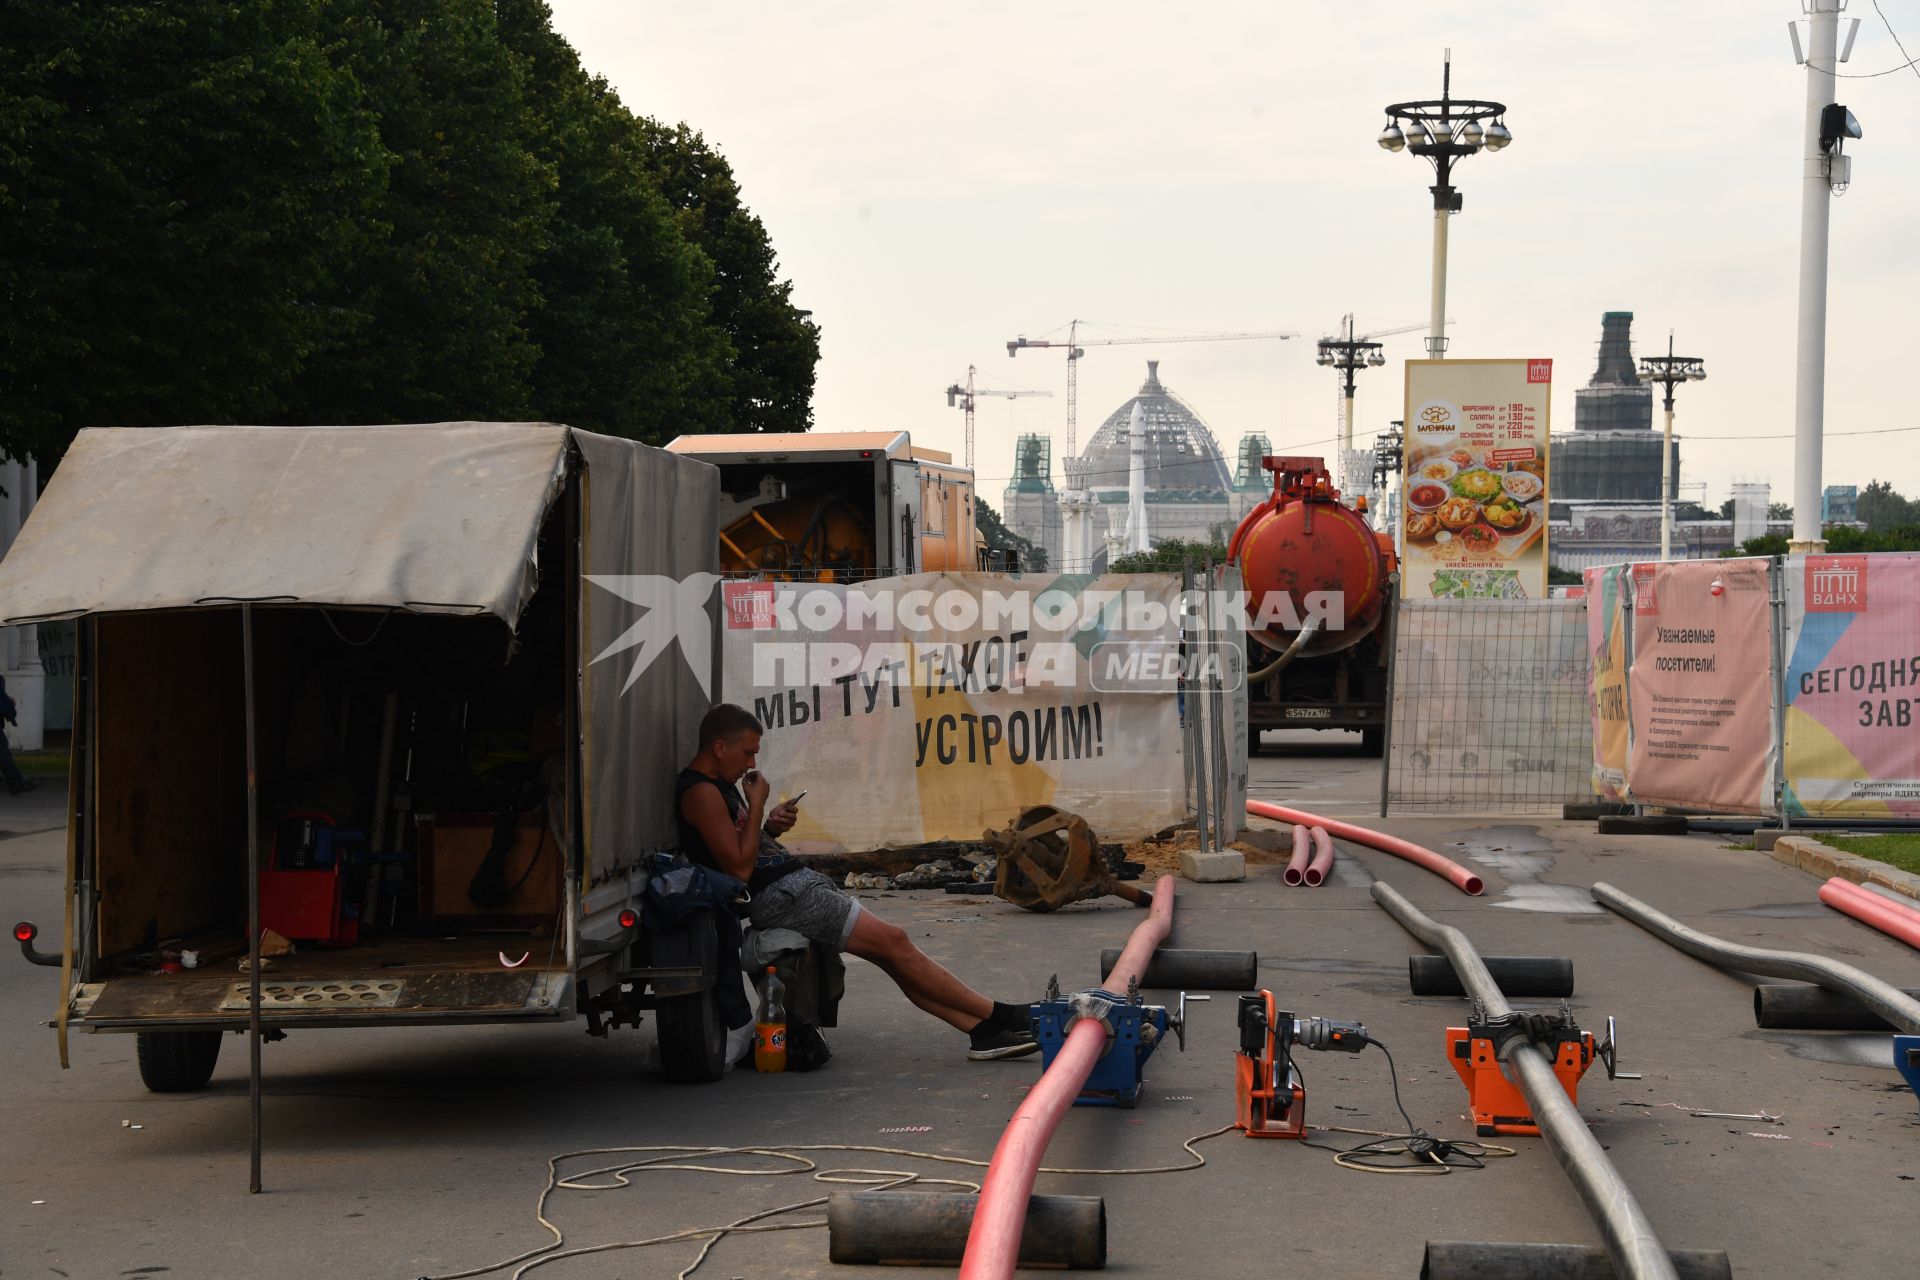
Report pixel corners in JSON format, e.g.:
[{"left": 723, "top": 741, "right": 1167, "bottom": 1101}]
[{"left": 754, "top": 965, "right": 788, "bottom": 1073}]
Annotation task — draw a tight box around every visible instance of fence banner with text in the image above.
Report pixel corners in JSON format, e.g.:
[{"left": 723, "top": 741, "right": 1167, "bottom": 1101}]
[
  {"left": 1401, "top": 358, "right": 1552, "bottom": 601},
  {"left": 1783, "top": 552, "right": 1920, "bottom": 818},
  {"left": 1583, "top": 563, "right": 1631, "bottom": 801},
  {"left": 718, "top": 572, "right": 1187, "bottom": 852},
  {"left": 1624, "top": 558, "right": 1776, "bottom": 814}
]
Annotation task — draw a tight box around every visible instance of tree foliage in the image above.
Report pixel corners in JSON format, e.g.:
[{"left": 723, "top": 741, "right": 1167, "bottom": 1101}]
[
  {"left": 1857, "top": 481, "right": 1919, "bottom": 530},
  {"left": 0, "top": 0, "right": 818, "bottom": 462},
  {"left": 974, "top": 497, "right": 1045, "bottom": 571},
  {"left": 1109, "top": 537, "right": 1229, "bottom": 574},
  {"left": 1724, "top": 524, "right": 1920, "bottom": 557}
]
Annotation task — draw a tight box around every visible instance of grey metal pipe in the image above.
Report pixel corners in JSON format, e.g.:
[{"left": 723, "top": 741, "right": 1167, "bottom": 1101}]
[
  {"left": 1753, "top": 982, "right": 1920, "bottom": 1032},
  {"left": 1409, "top": 954, "right": 1574, "bottom": 999},
  {"left": 829, "top": 1191, "right": 1105, "bottom": 1268},
  {"left": 1371, "top": 882, "right": 1679, "bottom": 1280},
  {"left": 1422, "top": 1240, "right": 1732, "bottom": 1279},
  {"left": 1098, "top": 947, "right": 1257, "bottom": 991},
  {"left": 1591, "top": 881, "right": 1920, "bottom": 1034}
]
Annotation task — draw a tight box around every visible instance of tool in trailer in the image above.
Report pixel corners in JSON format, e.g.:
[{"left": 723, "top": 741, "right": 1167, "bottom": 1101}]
[
  {"left": 1232, "top": 989, "right": 1368, "bottom": 1138},
  {"left": 1026, "top": 974, "right": 1193, "bottom": 1108},
  {"left": 1446, "top": 1006, "right": 1636, "bottom": 1137}
]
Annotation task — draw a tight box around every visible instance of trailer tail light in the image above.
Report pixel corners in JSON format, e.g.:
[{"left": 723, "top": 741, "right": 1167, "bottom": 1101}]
[
  {"left": 618, "top": 909, "right": 638, "bottom": 930},
  {"left": 860, "top": 450, "right": 874, "bottom": 458},
  {"left": 13, "top": 922, "right": 35, "bottom": 944}
]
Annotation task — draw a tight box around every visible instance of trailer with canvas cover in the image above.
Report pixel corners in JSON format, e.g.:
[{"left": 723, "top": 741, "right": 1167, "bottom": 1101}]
[{"left": 2, "top": 421, "right": 746, "bottom": 1090}]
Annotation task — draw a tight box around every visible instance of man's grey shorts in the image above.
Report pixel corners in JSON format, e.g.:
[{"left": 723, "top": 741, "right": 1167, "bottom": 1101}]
[{"left": 749, "top": 868, "right": 863, "bottom": 951}]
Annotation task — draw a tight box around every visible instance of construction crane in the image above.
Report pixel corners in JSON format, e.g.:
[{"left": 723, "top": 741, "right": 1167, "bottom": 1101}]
[
  {"left": 1006, "top": 320, "right": 1297, "bottom": 480},
  {"left": 945, "top": 365, "right": 1050, "bottom": 471}
]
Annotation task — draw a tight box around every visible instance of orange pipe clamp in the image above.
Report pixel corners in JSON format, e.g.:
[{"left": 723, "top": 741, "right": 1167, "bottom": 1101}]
[{"left": 1446, "top": 1025, "right": 1596, "bottom": 1137}]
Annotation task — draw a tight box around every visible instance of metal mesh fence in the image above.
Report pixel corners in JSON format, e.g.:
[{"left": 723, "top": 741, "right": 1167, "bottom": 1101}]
[{"left": 1385, "top": 599, "right": 1591, "bottom": 814}]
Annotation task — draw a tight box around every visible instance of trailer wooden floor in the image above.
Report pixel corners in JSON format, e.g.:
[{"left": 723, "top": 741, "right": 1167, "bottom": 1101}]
[{"left": 76, "top": 933, "right": 570, "bottom": 1028}]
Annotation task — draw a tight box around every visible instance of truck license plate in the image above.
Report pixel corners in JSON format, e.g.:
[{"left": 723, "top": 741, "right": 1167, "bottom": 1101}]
[{"left": 1282, "top": 708, "right": 1333, "bottom": 720}]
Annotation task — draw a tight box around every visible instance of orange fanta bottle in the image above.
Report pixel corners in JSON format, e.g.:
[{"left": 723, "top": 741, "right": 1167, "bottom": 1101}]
[{"left": 754, "top": 965, "right": 788, "bottom": 1072}]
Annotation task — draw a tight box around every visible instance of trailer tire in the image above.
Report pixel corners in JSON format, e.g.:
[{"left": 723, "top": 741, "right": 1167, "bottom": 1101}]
[
  {"left": 136, "top": 1030, "right": 223, "bottom": 1092},
  {"left": 656, "top": 991, "right": 727, "bottom": 1084},
  {"left": 1247, "top": 726, "right": 1263, "bottom": 757},
  {"left": 1360, "top": 727, "right": 1385, "bottom": 757}
]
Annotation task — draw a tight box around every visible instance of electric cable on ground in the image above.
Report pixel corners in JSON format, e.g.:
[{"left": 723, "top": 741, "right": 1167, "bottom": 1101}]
[{"left": 418, "top": 1127, "right": 1236, "bottom": 1280}]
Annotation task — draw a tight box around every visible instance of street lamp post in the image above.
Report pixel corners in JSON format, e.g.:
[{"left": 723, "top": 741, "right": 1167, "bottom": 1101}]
[
  {"left": 1637, "top": 335, "right": 1707, "bottom": 561},
  {"left": 1317, "top": 315, "right": 1386, "bottom": 499},
  {"left": 1378, "top": 51, "right": 1510, "bottom": 358}
]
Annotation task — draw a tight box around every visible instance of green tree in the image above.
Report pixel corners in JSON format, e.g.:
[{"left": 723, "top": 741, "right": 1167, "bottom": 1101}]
[
  {"left": 293, "top": 0, "right": 550, "bottom": 424},
  {"left": 496, "top": 0, "right": 731, "bottom": 441},
  {"left": 636, "top": 121, "right": 821, "bottom": 435},
  {"left": 1548, "top": 565, "right": 1583, "bottom": 585},
  {"left": 1856, "top": 480, "right": 1917, "bottom": 530},
  {"left": 0, "top": 0, "right": 388, "bottom": 461},
  {"left": 1109, "top": 537, "right": 1229, "bottom": 574},
  {"left": 975, "top": 497, "right": 1045, "bottom": 570}
]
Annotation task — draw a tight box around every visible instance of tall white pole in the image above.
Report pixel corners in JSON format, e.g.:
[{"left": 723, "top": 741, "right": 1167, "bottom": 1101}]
[
  {"left": 1660, "top": 403, "right": 1675, "bottom": 560},
  {"left": 1429, "top": 208, "right": 1450, "bottom": 359},
  {"left": 1791, "top": 1, "right": 1841, "bottom": 553}
]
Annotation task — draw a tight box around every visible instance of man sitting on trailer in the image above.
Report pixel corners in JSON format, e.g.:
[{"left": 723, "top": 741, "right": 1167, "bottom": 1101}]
[{"left": 676, "top": 703, "right": 1038, "bottom": 1060}]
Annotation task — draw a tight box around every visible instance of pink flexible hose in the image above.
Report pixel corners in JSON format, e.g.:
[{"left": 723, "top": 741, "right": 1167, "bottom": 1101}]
[
  {"left": 1284, "top": 825, "right": 1311, "bottom": 886},
  {"left": 1820, "top": 877, "right": 1920, "bottom": 952},
  {"left": 1304, "top": 825, "right": 1335, "bottom": 887},
  {"left": 959, "top": 874, "right": 1176, "bottom": 1280},
  {"left": 1245, "top": 800, "right": 1483, "bottom": 896}
]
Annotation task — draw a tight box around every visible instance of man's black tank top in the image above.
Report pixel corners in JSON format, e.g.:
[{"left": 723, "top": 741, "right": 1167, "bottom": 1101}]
[{"left": 673, "top": 767, "right": 802, "bottom": 891}]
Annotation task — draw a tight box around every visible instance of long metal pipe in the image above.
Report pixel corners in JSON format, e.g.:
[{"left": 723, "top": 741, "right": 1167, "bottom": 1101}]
[
  {"left": 1819, "top": 877, "right": 1920, "bottom": 952},
  {"left": 1372, "top": 882, "right": 1678, "bottom": 1280},
  {"left": 1592, "top": 881, "right": 1920, "bottom": 1034},
  {"left": 959, "top": 874, "right": 1176, "bottom": 1280},
  {"left": 1248, "top": 800, "right": 1483, "bottom": 895}
]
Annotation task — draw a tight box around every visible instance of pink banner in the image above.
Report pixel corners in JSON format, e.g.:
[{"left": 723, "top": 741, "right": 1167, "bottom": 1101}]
[
  {"left": 1784, "top": 553, "right": 1920, "bottom": 817},
  {"left": 1626, "top": 558, "right": 1775, "bottom": 814}
]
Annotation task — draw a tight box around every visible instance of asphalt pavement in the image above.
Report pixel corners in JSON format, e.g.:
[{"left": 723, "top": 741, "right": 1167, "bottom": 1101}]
[{"left": 3, "top": 741, "right": 1916, "bottom": 1278}]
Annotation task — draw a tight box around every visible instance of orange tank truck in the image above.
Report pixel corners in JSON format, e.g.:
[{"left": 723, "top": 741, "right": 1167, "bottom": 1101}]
[
  {"left": 664, "top": 431, "right": 983, "bottom": 581},
  {"left": 1227, "top": 456, "right": 1396, "bottom": 756}
]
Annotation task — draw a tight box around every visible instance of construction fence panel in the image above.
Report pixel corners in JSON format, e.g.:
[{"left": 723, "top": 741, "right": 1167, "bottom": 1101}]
[
  {"left": 719, "top": 571, "right": 1187, "bottom": 853},
  {"left": 1385, "top": 599, "right": 1592, "bottom": 814},
  {"left": 1583, "top": 563, "right": 1631, "bottom": 801},
  {"left": 1782, "top": 552, "right": 1920, "bottom": 819},
  {"left": 1622, "top": 558, "right": 1778, "bottom": 816}
]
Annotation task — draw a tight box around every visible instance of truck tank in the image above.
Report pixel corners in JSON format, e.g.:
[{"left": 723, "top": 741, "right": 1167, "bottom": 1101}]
[{"left": 1227, "top": 456, "right": 1392, "bottom": 656}]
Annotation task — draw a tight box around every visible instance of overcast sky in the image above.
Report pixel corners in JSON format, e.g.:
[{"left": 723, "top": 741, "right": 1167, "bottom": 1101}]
[{"left": 548, "top": 1, "right": 1920, "bottom": 510}]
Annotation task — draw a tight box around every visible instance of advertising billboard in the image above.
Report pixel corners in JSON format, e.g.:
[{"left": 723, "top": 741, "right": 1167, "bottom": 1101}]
[{"left": 1401, "top": 359, "right": 1552, "bottom": 601}]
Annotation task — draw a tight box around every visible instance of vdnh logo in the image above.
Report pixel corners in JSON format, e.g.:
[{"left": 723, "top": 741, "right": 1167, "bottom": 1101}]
[{"left": 1805, "top": 557, "right": 1867, "bottom": 613}]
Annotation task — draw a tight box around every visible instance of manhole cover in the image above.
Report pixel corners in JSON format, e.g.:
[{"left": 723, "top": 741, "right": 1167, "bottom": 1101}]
[{"left": 219, "top": 979, "right": 404, "bottom": 1011}]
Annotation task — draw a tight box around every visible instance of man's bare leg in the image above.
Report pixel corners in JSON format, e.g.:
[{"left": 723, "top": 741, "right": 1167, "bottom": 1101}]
[{"left": 845, "top": 910, "right": 991, "bottom": 1032}]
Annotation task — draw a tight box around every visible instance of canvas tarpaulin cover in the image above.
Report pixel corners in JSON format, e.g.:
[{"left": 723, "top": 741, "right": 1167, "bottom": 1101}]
[
  {"left": 574, "top": 430, "right": 719, "bottom": 877},
  {"left": 0, "top": 422, "right": 570, "bottom": 624}
]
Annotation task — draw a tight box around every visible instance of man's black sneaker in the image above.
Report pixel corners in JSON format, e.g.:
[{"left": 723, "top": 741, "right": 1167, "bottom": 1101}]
[
  {"left": 7, "top": 778, "right": 37, "bottom": 795},
  {"left": 967, "top": 1023, "right": 1040, "bottom": 1061}
]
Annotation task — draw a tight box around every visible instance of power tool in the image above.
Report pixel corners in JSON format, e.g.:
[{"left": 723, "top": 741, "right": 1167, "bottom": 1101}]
[{"left": 1234, "top": 990, "right": 1368, "bottom": 1138}]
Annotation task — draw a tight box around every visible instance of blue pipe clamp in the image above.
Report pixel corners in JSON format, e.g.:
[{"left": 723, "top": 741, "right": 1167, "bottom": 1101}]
[
  {"left": 1028, "top": 975, "right": 1192, "bottom": 1109},
  {"left": 1895, "top": 1035, "right": 1920, "bottom": 1105}
]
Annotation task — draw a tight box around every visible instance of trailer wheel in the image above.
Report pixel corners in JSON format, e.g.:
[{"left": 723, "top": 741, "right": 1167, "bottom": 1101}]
[
  {"left": 136, "top": 1030, "right": 223, "bottom": 1092},
  {"left": 1247, "top": 726, "right": 1263, "bottom": 757},
  {"left": 656, "top": 991, "right": 727, "bottom": 1084},
  {"left": 1360, "top": 727, "right": 1385, "bottom": 757}
]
